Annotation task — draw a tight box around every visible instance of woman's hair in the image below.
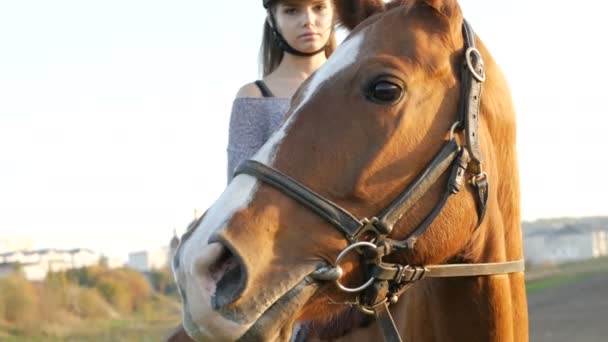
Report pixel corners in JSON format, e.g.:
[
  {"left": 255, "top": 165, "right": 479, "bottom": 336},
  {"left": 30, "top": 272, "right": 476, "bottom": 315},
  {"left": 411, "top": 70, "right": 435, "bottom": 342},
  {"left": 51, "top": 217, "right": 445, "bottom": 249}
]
[{"left": 260, "top": 1, "right": 337, "bottom": 77}]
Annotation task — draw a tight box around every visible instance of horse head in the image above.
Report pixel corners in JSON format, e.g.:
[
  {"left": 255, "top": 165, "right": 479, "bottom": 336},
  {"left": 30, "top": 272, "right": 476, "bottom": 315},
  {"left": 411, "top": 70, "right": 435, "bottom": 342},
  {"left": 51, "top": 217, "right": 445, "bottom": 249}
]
[{"left": 173, "top": 0, "right": 527, "bottom": 340}]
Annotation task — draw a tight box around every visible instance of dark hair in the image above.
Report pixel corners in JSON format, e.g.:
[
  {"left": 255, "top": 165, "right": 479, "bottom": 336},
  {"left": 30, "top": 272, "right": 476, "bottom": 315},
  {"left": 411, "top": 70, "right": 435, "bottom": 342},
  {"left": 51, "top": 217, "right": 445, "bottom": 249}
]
[{"left": 259, "top": 2, "right": 337, "bottom": 77}]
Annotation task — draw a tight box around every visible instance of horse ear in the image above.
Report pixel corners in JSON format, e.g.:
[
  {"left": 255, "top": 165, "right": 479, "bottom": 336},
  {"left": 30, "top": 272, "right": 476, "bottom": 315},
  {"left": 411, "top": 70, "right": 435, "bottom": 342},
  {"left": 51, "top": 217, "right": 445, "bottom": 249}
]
[
  {"left": 334, "top": 0, "right": 386, "bottom": 30},
  {"left": 417, "top": 0, "right": 459, "bottom": 18}
]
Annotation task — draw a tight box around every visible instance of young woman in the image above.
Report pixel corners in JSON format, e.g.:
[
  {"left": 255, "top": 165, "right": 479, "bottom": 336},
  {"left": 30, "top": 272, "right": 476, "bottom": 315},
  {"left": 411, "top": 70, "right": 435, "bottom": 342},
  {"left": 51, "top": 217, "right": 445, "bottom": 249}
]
[{"left": 226, "top": 0, "right": 337, "bottom": 183}]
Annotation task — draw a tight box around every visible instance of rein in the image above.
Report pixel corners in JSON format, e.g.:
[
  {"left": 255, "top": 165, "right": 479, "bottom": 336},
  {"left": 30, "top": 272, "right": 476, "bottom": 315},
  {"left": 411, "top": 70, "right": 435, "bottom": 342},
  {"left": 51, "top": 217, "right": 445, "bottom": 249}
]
[{"left": 234, "top": 20, "right": 524, "bottom": 342}]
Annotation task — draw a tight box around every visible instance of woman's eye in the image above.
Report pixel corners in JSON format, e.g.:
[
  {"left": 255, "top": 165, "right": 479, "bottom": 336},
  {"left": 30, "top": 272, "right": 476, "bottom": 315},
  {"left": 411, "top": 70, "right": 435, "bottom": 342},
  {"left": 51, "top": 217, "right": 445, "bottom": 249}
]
[
  {"left": 368, "top": 81, "right": 403, "bottom": 104},
  {"left": 283, "top": 7, "right": 297, "bottom": 15}
]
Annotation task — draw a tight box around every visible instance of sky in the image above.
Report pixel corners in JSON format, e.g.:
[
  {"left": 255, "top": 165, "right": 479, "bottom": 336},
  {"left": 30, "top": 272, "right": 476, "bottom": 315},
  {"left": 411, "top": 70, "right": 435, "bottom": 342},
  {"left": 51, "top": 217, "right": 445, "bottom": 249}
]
[{"left": 1, "top": 0, "right": 607, "bottom": 259}]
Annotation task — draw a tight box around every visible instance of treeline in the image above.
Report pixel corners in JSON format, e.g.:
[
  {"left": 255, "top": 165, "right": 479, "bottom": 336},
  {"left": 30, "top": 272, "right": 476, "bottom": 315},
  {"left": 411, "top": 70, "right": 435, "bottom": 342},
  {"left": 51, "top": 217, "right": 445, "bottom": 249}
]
[{"left": 0, "top": 266, "right": 179, "bottom": 336}]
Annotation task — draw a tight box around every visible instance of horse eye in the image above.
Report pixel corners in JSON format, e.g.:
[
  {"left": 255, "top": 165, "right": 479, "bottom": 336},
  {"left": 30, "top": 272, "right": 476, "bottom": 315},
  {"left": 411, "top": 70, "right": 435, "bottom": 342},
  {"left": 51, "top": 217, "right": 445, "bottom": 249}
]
[{"left": 368, "top": 81, "right": 403, "bottom": 104}]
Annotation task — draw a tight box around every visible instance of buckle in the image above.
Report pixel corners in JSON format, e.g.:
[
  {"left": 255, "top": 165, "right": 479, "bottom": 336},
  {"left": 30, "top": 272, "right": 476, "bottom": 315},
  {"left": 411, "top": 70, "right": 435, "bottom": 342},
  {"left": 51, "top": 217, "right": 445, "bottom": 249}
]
[
  {"left": 351, "top": 217, "right": 389, "bottom": 243},
  {"left": 465, "top": 47, "right": 486, "bottom": 82},
  {"left": 470, "top": 172, "right": 488, "bottom": 187}
]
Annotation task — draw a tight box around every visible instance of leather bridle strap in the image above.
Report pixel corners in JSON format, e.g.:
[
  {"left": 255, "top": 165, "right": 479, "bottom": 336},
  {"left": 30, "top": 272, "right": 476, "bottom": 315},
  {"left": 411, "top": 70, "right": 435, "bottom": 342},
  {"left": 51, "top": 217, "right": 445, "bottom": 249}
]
[
  {"left": 459, "top": 19, "right": 488, "bottom": 224},
  {"left": 369, "top": 260, "right": 525, "bottom": 342},
  {"left": 373, "top": 139, "right": 461, "bottom": 238},
  {"left": 372, "top": 260, "right": 525, "bottom": 284},
  {"left": 460, "top": 19, "right": 484, "bottom": 164},
  {"left": 235, "top": 159, "right": 363, "bottom": 238},
  {"left": 376, "top": 301, "right": 403, "bottom": 342},
  {"left": 234, "top": 138, "right": 461, "bottom": 243},
  {"left": 426, "top": 259, "right": 525, "bottom": 277}
]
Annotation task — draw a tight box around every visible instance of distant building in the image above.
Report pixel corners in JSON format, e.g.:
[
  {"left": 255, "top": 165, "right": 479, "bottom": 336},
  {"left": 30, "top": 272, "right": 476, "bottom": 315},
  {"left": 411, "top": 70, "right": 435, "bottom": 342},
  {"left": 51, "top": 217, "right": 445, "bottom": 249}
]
[
  {"left": 524, "top": 221, "right": 608, "bottom": 265},
  {"left": 0, "top": 248, "right": 101, "bottom": 281},
  {"left": 67, "top": 248, "right": 101, "bottom": 268},
  {"left": 127, "top": 247, "right": 171, "bottom": 272},
  {"left": 125, "top": 214, "right": 195, "bottom": 273},
  {"left": 0, "top": 262, "right": 47, "bottom": 281},
  {"left": 103, "top": 256, "right": 126, "bottom": 269}
]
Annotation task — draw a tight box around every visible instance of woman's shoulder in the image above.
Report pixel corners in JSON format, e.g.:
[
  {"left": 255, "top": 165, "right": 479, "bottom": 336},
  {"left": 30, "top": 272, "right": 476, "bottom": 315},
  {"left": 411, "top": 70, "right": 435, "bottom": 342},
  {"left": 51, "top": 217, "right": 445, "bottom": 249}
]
[{"left": 235, "top": 82, "right": 263, "bottom": 98}]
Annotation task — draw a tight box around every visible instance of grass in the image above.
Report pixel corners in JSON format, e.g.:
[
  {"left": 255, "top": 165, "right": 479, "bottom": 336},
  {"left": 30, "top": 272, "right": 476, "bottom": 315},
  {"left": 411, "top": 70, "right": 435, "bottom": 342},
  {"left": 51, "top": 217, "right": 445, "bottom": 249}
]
[
  {"left": 0, "top": 295, "right": 182, "bottom": 341},
  {"left": 526, "top": 273, "right": 586, "bottom": 293},
  {"left": 1, "top": 320, "right": 180, "bottom": 342},
  {"left": 61, "top": 317, "right": 180, "bottom": 342},
  {"left": 1, "top": 316, "right": 181, "bottom": 342},
  {"left": 525, "top": 256, "right": 608, "bottom": 293}
]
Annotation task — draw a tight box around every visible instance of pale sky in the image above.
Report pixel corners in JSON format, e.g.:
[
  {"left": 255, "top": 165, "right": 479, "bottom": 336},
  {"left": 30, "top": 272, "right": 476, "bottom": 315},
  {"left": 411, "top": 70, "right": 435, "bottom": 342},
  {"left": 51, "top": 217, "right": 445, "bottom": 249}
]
[{"left": 1, "top": 1, "right": 606, "bottom": 259}]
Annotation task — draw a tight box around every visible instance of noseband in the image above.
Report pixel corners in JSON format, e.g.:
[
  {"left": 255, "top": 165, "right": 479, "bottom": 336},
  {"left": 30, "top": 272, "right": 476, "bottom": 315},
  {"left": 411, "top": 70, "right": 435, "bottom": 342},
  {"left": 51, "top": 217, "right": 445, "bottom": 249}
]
[{"left": 234, "top": 20, "right": 524, "bottom": 342}]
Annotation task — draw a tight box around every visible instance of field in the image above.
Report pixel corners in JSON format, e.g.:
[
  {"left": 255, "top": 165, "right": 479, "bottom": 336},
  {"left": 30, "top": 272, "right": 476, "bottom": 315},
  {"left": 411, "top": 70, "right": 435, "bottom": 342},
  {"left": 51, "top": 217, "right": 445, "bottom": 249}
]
[
  {"left": 0, "top": 318, "right": 180, "bottom": 342},
  {"left": 2, "top": 257, "right": 607, "bottom": 341},
  {"left": 0, "top": 267, "right": 182, "bottom": 342},
  {"left": 527, "top": 257, "right": 608, "bottom": 342},
  {"left": 0, "top": 303, "right": 181, "bottom": 342}
]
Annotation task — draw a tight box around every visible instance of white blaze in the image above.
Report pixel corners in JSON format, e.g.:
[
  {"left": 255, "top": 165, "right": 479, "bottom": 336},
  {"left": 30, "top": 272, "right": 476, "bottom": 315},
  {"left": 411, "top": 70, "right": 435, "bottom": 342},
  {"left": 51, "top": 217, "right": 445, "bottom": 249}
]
[
  {"left": 293, "top": 32, "right": 365, "bottom": 113},
  {"left": 177, "top": 28, "right": 367, "bottom": 341}
]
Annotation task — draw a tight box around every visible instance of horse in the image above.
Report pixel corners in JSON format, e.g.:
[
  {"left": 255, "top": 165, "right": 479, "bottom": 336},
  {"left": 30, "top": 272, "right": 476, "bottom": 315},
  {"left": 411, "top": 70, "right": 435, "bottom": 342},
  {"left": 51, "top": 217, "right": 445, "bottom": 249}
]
[{"left": 170, "top": 0, "right": 528, "bottom": 341}]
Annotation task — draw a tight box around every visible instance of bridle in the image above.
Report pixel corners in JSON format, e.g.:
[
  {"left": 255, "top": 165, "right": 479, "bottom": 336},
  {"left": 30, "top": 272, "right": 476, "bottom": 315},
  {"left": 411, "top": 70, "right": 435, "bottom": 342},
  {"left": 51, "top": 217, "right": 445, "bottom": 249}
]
[{"left": 234, "top": 20, "right": 524, "bottom": 342}]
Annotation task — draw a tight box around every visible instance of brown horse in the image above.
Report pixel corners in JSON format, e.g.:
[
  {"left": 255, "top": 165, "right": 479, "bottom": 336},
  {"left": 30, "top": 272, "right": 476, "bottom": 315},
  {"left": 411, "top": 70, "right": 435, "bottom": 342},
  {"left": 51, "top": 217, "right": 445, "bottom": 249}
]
[{"left": 170, "top": 0, "right": 528, "bottom": 341}]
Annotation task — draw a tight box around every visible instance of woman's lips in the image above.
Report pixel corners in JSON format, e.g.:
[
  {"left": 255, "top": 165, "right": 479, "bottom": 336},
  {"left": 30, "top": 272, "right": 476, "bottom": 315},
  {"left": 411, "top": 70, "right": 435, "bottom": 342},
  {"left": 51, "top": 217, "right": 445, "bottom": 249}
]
[{"left": 298, "top": 32, "right": 320, "bottom": 40}]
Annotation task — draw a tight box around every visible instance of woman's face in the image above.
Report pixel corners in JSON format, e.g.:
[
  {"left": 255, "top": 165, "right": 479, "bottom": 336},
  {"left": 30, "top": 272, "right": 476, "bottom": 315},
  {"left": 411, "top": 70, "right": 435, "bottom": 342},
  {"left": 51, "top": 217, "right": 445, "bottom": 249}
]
[{"left": 273, "top": 0, "right": 334, "bottom": 54}]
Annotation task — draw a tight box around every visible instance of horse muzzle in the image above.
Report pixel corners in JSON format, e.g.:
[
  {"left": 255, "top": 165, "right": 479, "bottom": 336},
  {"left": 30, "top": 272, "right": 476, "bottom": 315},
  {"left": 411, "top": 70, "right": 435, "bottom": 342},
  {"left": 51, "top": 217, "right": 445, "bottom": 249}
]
[{"left": 175, "top": 236, "right": 324, "bottom": 342}]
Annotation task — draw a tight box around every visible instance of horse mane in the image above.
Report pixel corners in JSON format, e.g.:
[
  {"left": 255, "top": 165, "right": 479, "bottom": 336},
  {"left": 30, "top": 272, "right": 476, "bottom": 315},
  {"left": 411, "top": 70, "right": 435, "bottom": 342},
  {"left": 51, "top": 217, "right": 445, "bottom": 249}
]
[{"left": 469, "top": 39, "right": 522, "bottom": 260}]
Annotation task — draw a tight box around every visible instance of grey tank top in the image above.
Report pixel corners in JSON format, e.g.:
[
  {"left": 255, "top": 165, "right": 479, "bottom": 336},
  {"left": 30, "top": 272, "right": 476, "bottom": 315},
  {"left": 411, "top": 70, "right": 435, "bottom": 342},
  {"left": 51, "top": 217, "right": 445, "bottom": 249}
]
[{"left": 227, "top": 97, "right": 290, "bottom": 183}]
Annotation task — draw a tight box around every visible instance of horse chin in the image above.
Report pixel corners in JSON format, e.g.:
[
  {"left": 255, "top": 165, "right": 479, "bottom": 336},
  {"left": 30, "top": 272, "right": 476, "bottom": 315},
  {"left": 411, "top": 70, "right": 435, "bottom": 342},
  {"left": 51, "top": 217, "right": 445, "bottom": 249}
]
[
  {"left": 182, "top": 275, "right": 319, "bottom": 342},
  {"left": 236, "top": 277, "right": 320, "bottom": 342}
]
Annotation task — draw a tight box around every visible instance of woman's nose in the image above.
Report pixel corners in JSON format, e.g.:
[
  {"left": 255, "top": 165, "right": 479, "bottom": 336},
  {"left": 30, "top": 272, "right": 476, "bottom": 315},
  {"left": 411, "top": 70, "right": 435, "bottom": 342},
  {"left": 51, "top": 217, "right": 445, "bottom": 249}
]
[{"left": 301, "top": 8, "right": 315, "bottom": 26}]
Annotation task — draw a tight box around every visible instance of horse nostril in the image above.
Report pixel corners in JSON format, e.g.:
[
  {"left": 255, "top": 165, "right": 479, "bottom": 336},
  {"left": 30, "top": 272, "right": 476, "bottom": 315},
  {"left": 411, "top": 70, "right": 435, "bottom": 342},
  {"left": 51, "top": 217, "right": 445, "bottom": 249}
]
[
  {"left": 208, "top": 247, "right": 235, "bottom": 282},
  {"left": 209, "top": 244, "right": 246, "bottom": 310}
]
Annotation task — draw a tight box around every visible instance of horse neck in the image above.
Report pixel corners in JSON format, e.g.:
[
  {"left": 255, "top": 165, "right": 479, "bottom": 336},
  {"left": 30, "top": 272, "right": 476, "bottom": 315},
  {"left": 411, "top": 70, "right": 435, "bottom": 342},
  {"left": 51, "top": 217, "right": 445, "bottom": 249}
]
[
  {"left": 332, "top": 272, "right": 527, "bottom": 342},
  {"left": 396, "top": 84, "right": 528, "bottom": 341},
  {"left": 399, "top": 122, "right": 526, "bottom": 342},
  {"left": 395, "top": 268, "right": 527, "bottom": 342}
]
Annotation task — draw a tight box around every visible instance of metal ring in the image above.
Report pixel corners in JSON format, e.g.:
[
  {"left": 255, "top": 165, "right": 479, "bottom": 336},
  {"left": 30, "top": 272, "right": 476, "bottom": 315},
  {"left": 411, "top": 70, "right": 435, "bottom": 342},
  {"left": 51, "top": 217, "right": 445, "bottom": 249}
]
[
  {"left": 355, "top": 296, "right": 387, "bottom": 315},
  {"left": 310, "top": 265, "right": 343, "bottom": 281},
  {"left": 449, "top": 121, "right": 462, "bottom": 140},
  {"left": 334, "top": 241, "right": 377, "bottom": 293},
  {"left": 465, "top": 47, "right": 486, "bottom": 82}
]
